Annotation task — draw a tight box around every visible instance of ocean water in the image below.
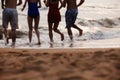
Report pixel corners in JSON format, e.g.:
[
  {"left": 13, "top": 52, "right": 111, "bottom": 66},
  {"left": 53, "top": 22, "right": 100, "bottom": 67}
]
[{"left": 0, "top": 0, "right": 120, "bottom": 48}]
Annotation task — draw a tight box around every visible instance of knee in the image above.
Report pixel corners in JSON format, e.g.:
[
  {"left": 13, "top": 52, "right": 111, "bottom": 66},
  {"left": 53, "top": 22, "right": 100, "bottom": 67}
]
[
  {"left": 11, "top": 28, "right": 16, "bottom": 32},
  {"left": 53, "top": 28, "right": 58, "bottom": 32},
  {"left": 4, "top": 28, "right": 7, "bottom": 32}
]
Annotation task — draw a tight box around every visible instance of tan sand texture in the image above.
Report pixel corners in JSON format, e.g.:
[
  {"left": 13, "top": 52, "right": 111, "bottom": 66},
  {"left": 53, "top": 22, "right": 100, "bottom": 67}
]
[{"left": 0, "top": 48, "right": 120, "bottom": 80}]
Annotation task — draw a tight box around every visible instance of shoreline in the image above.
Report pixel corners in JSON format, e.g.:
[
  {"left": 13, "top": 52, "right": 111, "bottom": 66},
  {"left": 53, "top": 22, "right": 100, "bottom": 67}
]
[
  {"left": 0, "top": 47, "right": 118, "bottom": 53},
  {"left": 1, "top": 35, "right": 120, "bottom": 48}
]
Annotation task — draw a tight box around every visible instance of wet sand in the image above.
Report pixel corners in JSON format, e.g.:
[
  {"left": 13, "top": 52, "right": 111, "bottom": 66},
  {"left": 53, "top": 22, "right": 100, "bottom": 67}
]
[{"left": 0, "top": 48, "right": 120, "bottom": 80}]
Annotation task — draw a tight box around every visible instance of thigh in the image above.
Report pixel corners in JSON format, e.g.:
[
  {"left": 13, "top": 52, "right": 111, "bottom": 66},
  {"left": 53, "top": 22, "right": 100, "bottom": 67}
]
[
  {"left": 10, "top": 10, "right": 18, "bottom": 29},
  {"left": 34, "top": 16, "right": 40, "bottom": 28},
  {"left": 65, "top": 10, "right": 72, "bottom": 28},
  {"left": 2, "top": 9, "right": 10, "bottom": 28},
  {"left": 71, "top": 9, "right": 78, "bottom": 24},
  {"left": 27, "top": 16, "right": 33, "bottom": 30}
]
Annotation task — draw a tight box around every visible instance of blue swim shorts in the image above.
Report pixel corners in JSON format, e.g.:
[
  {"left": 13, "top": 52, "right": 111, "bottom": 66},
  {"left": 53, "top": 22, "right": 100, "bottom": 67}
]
[
  {"left": 2, "top": 8, "right": 18, "bottom": 29},
  {"left": 65, "top": 9, "right": 78, "bottom": 28}
]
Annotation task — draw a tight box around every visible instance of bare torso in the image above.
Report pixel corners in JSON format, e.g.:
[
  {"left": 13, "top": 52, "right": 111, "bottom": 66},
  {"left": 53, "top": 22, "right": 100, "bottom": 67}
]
[
  {"left": 4, "top": 0, "right": 17, "bottom": 8},
  {"left": 66, "top": 0, "right": 77, "bottom": 10}
]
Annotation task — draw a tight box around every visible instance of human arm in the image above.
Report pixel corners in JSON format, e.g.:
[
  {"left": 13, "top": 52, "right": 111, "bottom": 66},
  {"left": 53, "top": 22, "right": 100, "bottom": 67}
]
[
  {"left": 77, "top": 0, "right": 84, "bottom": 7},
  {"left": 17, "top": 0, "right": 22, "bottom": 6},
  {"left": 1, "top": 0, "right": 5, "bottom": 9},
  {"left": 62, "top": 0, "right": 67, "bottom": 8},
  {"left": 21, "top": 0, "right": 27, "bottom": 11},
  {"left": 43, "top": 0, "right": 49, "bottom": 7},
  {"left": 58, "top": 0, "right": 63, "bottom": 10},
  {"left": 38, "top": 0, "right": 42, "bottom": 8}
]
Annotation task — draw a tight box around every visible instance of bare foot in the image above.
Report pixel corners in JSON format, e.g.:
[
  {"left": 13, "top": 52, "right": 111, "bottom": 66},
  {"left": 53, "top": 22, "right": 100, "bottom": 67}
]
[
  {"left": 36, "top": 42, "right": 41, "bottom": 45},
  {"left": 3, "top": 34, "right": 9, "bottom": 45},
  {"left": 49, "top": 41, "right": 54, "bottom": 45},
  {"left": 29, "top": 42, "right": 32, "bottom": 47},
  {"left": 11, "top": 42, "right": 15, "bottom": 48}
]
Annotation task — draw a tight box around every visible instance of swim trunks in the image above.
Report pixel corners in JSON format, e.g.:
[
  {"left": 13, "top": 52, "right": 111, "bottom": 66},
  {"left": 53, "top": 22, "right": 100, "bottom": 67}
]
[
  {"left": 2, "top": 8, "right": 18, "bottom": 29},
  {"left": 65, "top": 9, "right": 78, "bottom": 28},
  {"left": 28, "top": 1, "right": 39, "bottom": 18},
  {"left": 48, "top": 3, "right": 61, "bottom": 23}
]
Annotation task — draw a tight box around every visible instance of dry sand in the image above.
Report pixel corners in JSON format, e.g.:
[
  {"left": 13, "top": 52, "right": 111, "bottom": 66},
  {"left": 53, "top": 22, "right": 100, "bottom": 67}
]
[{"left": 0, "top": 48, "right": 120, "bottom": 80}]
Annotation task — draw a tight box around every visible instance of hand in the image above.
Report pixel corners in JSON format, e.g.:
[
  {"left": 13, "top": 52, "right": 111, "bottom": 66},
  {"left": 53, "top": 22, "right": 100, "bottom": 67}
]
[
  {"left": 38, "top": 5, "right": 41, "bottom": 8},
  {"left": 2, "top": 6, "right": 4, "bottom": 9},
  {"left": 1, "top": 5, "right": 5, "bottom": 9},
  {"left": 43, "top": 0, "right": 46, "bottom": 3}
]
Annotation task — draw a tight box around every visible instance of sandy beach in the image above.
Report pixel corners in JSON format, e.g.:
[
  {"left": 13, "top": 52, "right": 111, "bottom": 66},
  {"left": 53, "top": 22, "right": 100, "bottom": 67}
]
[
  {"left": 0, "top": 48, "right": 120, "bottom": 80},
  {"left": 0, "top": 0, "right": 120, "bottom": 79}
]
